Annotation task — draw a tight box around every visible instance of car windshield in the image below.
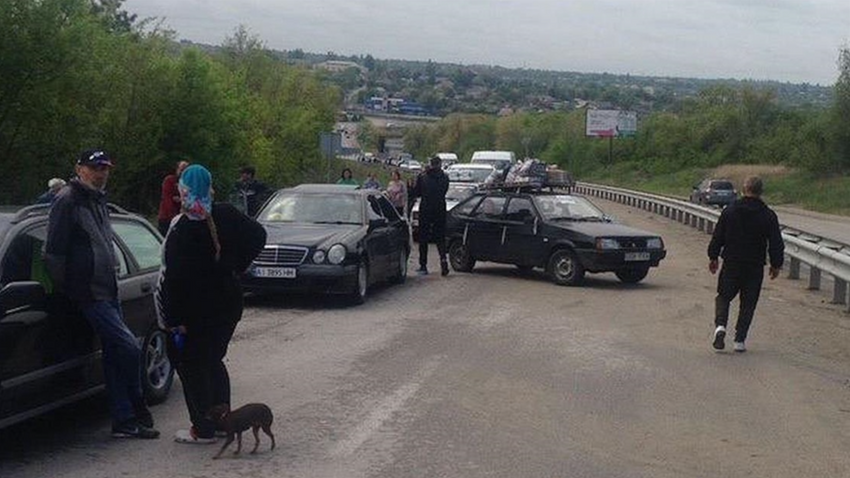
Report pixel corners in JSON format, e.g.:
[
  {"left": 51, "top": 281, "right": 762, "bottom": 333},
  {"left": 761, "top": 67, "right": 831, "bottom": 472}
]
[
  {"left": 447, "top": 167, "right": 494, "bottom": 183},
  {"left": 534, "top": 195, "right": 606, "bottom": 221},
  {"left": 446, "top": 183, "right": 478, "bottom": 201},
  {"left": 710, "top": 181, "right": 734, "bottom": 190},
  {"left": 258, "top": 193, "right": 363, "bottom": 224}
]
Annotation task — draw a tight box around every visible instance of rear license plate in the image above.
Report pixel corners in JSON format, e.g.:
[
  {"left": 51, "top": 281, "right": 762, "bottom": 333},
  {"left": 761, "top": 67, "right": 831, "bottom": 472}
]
[
  {"left": 624, "top": 252, "right": 650, "bottom": 261},
  {"left": 253, "top": 267, "right": 296, "bottom": 278}
]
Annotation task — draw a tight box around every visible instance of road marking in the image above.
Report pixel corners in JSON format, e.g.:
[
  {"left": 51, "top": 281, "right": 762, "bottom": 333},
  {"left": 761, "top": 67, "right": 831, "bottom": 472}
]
[{"left": 330, "top": 356, "right": 442, "bottom": 457}]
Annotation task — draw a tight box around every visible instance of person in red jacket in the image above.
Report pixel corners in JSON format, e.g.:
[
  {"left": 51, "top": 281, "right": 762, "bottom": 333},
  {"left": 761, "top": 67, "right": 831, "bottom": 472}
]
[{"left": 157, "top": 160, "right": 189, "bottom": 235}]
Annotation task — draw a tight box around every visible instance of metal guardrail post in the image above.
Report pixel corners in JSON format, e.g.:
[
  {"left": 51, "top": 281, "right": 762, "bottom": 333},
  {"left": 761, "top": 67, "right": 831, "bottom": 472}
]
[
  {"left": 808, "top": 268, "right": 822, "bottom": 290},
  {"left": 833, "top": 278, "right": 847, "bottom": 305},
  {"left": 788, "top": 257, "right": 801, "bottom": 280}
]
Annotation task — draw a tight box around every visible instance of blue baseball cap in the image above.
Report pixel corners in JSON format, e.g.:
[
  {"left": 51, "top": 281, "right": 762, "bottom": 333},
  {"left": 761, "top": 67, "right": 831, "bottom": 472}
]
[{"left": 77, "top": 149, "right": 114, "bottom": 167}]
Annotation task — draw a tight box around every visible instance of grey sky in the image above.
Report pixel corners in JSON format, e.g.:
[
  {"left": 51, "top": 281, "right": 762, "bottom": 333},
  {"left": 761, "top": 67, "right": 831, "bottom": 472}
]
[{"left": 126, "top": 0, "right": 849, "bottom": 85}]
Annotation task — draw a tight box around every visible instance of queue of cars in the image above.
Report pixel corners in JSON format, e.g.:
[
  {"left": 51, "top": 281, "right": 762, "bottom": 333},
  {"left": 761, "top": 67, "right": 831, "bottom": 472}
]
[{"left": 0, "top": 164, "right": 668, "bottom": 430}]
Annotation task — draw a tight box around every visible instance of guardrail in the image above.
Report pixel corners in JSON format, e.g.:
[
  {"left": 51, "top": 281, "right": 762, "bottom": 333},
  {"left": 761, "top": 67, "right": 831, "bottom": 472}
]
[{"left": 574, "top": 181, "right": 850, "bottom": 312}]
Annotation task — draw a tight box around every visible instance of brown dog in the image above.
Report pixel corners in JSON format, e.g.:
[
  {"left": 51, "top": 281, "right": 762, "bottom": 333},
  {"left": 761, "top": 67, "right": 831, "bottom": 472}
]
[{"left": 207, "top": 403, "right": 276, "bottom": 459}]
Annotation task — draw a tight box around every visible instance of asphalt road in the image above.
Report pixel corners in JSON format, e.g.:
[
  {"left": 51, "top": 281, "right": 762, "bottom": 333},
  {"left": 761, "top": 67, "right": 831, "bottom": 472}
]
[{"left": 2, "top": 199, "right": 849, "bottom": 478}]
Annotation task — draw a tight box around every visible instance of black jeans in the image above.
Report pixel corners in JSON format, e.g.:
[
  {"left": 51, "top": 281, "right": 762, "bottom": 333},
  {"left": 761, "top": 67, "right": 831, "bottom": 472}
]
[
  {"left": 169, "top": 321, "right": 237, "bottom": 437},
  {"left": 418, "top": 215, "right": 447, "bottom": 268},
  {"left": 715, "top": 262, "right": 765, "bottom": 343}
]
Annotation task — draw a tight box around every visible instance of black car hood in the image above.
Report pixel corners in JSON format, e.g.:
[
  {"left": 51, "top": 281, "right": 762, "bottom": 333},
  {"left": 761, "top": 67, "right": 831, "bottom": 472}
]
[
  {"left": 262, "top": 222, "right": 364, "bottom": 249},
  {"left": 551, "top": 220, "right": 657, "bottom": 238}
]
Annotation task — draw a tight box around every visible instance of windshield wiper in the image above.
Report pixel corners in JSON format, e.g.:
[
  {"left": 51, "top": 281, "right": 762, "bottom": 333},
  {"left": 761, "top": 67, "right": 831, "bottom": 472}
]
[{"left": 313, "top": 220, "right": 361, "bottom": 225}]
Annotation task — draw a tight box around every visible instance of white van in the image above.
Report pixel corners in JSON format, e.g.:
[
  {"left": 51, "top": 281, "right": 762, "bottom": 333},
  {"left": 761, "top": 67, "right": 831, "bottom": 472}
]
[
  {"left": 470, "top": 150, "right": 516, "bottom": 172},
  {"left": 436, "top": 152, "right": 459, "bottom": 169}
]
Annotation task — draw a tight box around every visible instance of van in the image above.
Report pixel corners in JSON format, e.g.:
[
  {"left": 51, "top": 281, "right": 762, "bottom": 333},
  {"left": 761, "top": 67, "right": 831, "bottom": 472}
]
[
  {"left": 436, "top": 152, "right": 459, "bottom": 169},
  {"left": 470, "top": 150, "right": 516, "bottom": 172}
]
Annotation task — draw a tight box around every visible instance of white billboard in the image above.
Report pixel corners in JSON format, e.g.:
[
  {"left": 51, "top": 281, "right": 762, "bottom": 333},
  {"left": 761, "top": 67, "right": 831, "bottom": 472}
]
[{"left": 585, "top": 109, "right": 637, "bottom": 137}]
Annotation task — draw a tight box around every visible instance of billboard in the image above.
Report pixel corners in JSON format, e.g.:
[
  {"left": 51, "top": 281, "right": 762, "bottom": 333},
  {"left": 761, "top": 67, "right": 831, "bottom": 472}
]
[{"left": 585, "top": 109, "right": 637, "bottom": 137}]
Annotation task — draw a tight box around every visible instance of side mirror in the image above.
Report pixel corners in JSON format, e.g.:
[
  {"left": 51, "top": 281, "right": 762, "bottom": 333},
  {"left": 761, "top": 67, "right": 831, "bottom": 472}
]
[
  {"left": 368, "top": 218, "right": 388, "bottom": 229},
  {"left": 0, "top": 281, "right": 47, "bottom": 314}
]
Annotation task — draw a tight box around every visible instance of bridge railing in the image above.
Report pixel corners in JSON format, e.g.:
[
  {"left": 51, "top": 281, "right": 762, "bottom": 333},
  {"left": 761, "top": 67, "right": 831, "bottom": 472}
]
[{"left": 574, "top": 182, "right": 850, "bottom": 312}]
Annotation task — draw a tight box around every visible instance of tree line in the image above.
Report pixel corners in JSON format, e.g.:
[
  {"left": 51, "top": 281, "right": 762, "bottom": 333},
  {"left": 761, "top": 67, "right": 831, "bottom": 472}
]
[
  {"left": 400, "top": 48, "right": 850, "bottom": 182},
  {"left": 0, "top": 0, "right": 340, "bottom": 213}
]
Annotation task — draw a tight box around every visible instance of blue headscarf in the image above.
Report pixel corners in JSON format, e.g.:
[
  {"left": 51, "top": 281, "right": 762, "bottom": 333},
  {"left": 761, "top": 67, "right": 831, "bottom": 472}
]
[{"left": 178, "top": 164, "right": 213, "bottom": 220}]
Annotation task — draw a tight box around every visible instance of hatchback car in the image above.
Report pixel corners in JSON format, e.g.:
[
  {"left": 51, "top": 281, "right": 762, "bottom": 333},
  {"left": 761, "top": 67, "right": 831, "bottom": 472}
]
[
  {"left": 0, "top": 204, "right": 173, "bottom": 429},
  {"left": 445, "top": 188, "right": 667, "bottom": 285},
  {"left": 242, "top": 185, "right": 410, "bottom": 304},
  {"left": 690, "top": 179, "right": 737, "bottom": 207}
]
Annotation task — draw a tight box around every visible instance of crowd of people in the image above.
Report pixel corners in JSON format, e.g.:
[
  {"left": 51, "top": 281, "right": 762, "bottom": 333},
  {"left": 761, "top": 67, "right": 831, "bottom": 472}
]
[{"left": 35, "top": 147, "right": 783, "bottom": 445}]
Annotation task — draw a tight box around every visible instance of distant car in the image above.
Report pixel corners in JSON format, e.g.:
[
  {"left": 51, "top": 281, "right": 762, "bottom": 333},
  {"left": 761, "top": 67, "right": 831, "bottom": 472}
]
[
  {"left": 445, "top": 188, "right": 666, "bottom": 285},
  {"left": 411, "top": 182, "right": 479, "bottom": 241},
  {"left": 242, "top": 185, "right": 410, "bottom": 304},
  {"left": 470, "top": 150, "right": 516, "bottom": 173},
  {"left": 436, "top": 152, "right": 459, "bottom": 169},
  {"left": 445, "top": 163, "right": 496, "bottom": 184},
  {"left": 690, "top": 179, "right": 737, "bottom": 207},
  {"left": 0, "top": 204, "right": 174, "bottom": 429},
  {"left": 399, "top": 159, "right": 423, "bottom": 173}
]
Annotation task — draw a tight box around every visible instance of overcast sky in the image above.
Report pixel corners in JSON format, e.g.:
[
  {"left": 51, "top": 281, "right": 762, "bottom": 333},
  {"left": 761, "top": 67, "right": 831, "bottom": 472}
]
[{"left": 126, "top": 0, "right": 849, "bottom": 85}]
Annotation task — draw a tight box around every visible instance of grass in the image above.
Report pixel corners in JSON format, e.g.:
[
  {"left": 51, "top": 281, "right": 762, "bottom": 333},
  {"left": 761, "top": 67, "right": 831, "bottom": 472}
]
[{"left": 584, "top": 164, "right": 850, "bottom": 216}]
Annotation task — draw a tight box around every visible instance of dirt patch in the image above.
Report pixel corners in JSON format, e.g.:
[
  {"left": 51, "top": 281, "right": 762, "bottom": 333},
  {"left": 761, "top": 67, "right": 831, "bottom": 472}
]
[{"left": 710, "top": 164, "right": 794, "bottom": 189}]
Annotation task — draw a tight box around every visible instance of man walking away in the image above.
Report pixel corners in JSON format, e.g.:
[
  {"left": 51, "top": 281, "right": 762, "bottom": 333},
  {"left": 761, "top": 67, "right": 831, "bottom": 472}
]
[
  {"left": 45, "top": 149, "right": 160, "bottom": 439},
  {"left": 157, "top": 160, "right": 189, "bottom": 235},
  {"left": 413, "top": 156, "right": 450, "bottom": 276},
  {"left": 708, "top": 176, "right": 784, "bottom": 353}
]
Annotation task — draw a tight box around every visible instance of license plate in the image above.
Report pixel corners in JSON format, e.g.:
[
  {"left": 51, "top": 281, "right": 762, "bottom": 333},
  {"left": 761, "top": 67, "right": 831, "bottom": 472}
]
[
  {"left": 624, "top": 252, "right": 650, "bottom": 261},
  {"left": 253, "top": 267, "right": 297, "bottom": 278}
]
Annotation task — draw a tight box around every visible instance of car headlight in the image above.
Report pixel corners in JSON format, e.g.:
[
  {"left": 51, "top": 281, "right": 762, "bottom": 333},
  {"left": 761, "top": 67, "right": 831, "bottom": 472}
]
[
  {"left": 646, "top": 237, "right": 664, "bottom": 249},
  {"left": 312, "top": 250, "right": 326, "bottom": 264},
  {"left": 596, "top": 238, "right": 620, "bottom": 250},
  {"left": 327, "top": 244, "right": 347, "bottom": 264}
]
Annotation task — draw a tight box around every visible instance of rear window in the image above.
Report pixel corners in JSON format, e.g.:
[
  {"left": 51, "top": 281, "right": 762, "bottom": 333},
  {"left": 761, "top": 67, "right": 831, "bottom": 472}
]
[{"left": 710, "top": 181, "right": 734, "bottom": 190}]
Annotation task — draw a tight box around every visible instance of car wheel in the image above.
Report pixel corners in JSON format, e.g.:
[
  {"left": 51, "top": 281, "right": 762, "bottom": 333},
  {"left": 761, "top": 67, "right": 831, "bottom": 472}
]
[
  {"left": 350, "top": 261, "right": 369, "bottom": 305},
  {"left": 449, "top": 240, "right": 475, "bottom": 272},
  {"left": 548, "top": 249, "right": 584, "bottom": 286},
  {"left": 142, "top": 328, "right": 174, "bottom": 404},
  {"left": 390, "top": 249, "right": 408, "bottom": 284},
  {"left": 615, "top": 267, "right": 649, "bottom": 284}
]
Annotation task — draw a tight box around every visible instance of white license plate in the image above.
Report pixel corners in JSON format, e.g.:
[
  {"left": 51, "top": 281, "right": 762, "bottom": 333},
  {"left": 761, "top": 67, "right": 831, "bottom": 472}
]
[
  {"left": 253, "top": 267, "right": 297, "bottom": 278},
  {"left": 624, "top": 252, "right": 651, "bottom": 262}
]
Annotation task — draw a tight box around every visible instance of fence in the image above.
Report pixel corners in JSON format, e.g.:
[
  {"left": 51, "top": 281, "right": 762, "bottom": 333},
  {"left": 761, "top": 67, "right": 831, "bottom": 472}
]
[{"left": 574, "top": 182, "right": 850, "bottom": 312}]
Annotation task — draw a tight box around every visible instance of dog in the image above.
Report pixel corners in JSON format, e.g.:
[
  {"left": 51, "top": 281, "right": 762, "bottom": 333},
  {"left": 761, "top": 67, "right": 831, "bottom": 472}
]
[{"left": 207, "top": 403, "right": 276, "bottom": 459}]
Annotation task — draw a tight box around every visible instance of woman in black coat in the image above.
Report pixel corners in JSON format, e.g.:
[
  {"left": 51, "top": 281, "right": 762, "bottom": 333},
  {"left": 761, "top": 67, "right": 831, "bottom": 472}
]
[{"left": 155, "top": 164, "right": 266, "bottom": 443}]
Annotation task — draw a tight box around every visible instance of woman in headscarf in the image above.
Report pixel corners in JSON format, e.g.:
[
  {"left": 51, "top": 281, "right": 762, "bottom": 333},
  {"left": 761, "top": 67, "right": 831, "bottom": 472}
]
[{"left": 155, "top": 164, "right": 266, "bottom": 444}]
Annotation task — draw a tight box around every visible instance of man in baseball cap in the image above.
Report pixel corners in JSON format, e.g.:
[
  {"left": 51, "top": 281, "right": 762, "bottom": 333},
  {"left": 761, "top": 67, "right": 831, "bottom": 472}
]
[{"left": 45, "top": 148, "right": 161, "bottom": 439}]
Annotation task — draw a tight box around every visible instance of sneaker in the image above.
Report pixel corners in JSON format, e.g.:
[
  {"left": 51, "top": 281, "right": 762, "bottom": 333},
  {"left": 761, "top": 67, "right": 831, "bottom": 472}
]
[
  {"left": 733, "top": 341, "right": 747, "bottom": 353},
  {"left": 712, "top": 326, "right": 726, "bottom": 351},
  {"left": 440, "top": 261, "right": 450, "bottom": 277},
  {"left": 416, "top": 266, "right": 429, "bottom": 275},
  {"left": 133, "top": 406, "right": 154, "bottom": 429},
  {"left": 174, "top": 427, "right": 217, "bottom": 444},
  {"left": 112, "top": 419, "right": 160, "bottom": 439}
]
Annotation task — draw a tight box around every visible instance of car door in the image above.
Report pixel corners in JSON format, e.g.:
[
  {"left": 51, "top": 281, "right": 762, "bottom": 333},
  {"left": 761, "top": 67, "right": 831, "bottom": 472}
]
[
  {"left": 466, "top": 194, "right": 507, "bottom": 262},
  {"left": 501, "top": 196, "right": 547, "bottom": 266},
  {"left": 111, "top": 218, "right": 162, "bottom": 339},
  {"left": 0, "top": 223, "right": 97, "bottom": 426},
  {"left": 374, "top": 195, "right": 408, "bottom": 275},
  {"left": 365, "top": 195, "right": 394, "bottom": 279}
]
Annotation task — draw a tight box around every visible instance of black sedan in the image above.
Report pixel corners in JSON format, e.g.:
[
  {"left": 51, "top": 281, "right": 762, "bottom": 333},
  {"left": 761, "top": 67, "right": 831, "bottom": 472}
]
[
  {"left": 0, "top": 204, "right": 173, "bottom": 429},
  {"left": 445, "top": 188, "right": 666, "bottom": 285},
  {"left": 242, "top": 184, "right": 410, "bottom": 303}
]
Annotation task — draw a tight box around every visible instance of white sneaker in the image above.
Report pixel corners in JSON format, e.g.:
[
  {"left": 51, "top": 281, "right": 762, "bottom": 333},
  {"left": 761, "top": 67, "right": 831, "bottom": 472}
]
[
  {"left": 733, "top": 341, "right": 746, "bottom": 353},
  {"left": 174, "top": 428, "right": 217, "bottom": 444},
  {"left": 712, "top": 326, "right": 726, "bottom": 351}
]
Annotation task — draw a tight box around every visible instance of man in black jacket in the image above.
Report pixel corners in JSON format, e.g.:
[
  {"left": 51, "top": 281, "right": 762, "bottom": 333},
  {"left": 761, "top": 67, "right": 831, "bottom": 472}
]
[
  {"left": 413, "top": 156, "right": 450, "bottom": 276},
  {"left": 708, "top": 176, "right": 784, "bottom": 353},
  {"left": 45, "top": 149, "right": 160, "bottom": 439}
]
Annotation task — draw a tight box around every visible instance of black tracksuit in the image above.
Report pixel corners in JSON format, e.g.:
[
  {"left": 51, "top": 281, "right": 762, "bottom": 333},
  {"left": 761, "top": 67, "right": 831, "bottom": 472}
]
[
  {"left": 707, "top": 196, "right": 784, "bottom": 342},
  {"left": 155, "top": 203, "right": 266, "bottom": 437},
  {"left": 413, "top": 166, "right": 450, "bottom": 268}
]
